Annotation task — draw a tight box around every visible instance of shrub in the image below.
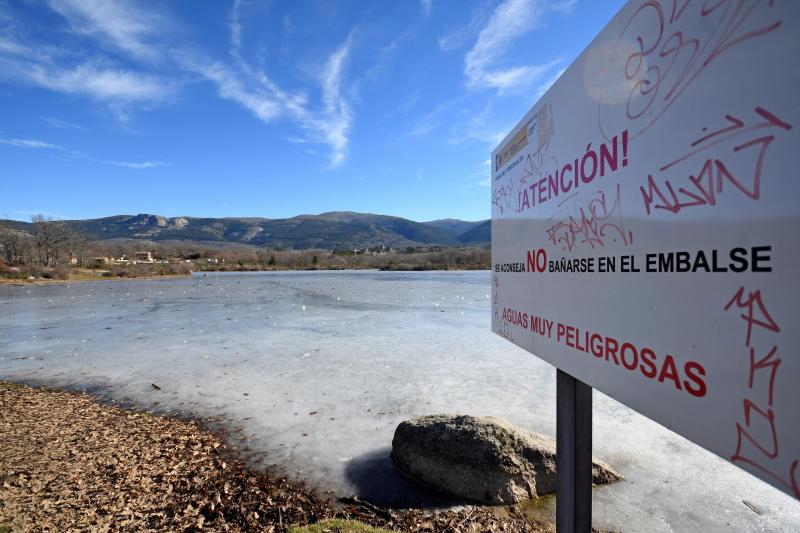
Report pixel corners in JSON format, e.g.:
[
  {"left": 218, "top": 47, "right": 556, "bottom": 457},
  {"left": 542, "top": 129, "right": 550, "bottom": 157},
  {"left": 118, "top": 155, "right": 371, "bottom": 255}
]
[
  {"left": 53, "top": 265, "right": 71, "bottom": 280},
  {"left": 0, "top": 263, "right": 28, "bottom": 279},
  {"left": 172, "top": 262, "right": 193, "bottom": 275}
]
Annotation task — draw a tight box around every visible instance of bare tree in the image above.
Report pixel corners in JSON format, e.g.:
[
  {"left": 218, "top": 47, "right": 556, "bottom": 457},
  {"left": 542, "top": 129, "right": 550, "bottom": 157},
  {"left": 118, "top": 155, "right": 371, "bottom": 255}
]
[
  {"left": 31, "top": 214, "right": 72, "bottom": 267},
  {"left": 66, "top": 230, "right": 91, "bottom": 267},
  {"left": 0, "top": 223, "right": 29, "bottom": 265}
]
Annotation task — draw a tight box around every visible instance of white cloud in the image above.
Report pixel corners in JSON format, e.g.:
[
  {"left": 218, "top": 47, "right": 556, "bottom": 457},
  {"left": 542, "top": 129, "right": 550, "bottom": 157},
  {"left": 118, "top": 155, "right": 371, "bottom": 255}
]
[
  {"left": 43, "top": 117, "right": 86, "bottom": 131},
  {"left": 464, "top": 0, "right": 568, "bottom": 92},
  {"left": 184, "top": 2, "right": 357, "bottom": 167},
  {"left": 1, "top": 1, "right": 357, "bottom": 166},
  {"left": 47, "top": 0, "right": 164, "bottom": 60},
  {"left": 436, "top": 2, "right": 492, "bottom": 52},
  {"left": 0, "top": 37, "right": 33, "bottom": 56},
  {"left": 178, "top": 34, "right": 355, "bottom": 168},
  {"left": 394, "top": 90, "right": 421, "bottom": 114},
  {"left": 551, "top": 0, "right": 578, "bottom": 14},
  {"left": 0, "top": 3, "right": 172, "bottom": 122},
  {"left": 27, "top": 62, "right": 169, "bottom": 103},
  {"left": 68, "top": 152, "right": 168, "bottom": 169},
  {"left": 101, "top": 159, "right": 167, "bottom": 169},
  {"left": 421, "top": 0, "right": 433, "bottom": 17},
  {"left": 438, "top": 33, "right": 466, "bottom": 52},
  {"left": 380, "top": 25, "right": 415, "bottom": 55},
  {"left": 0, "top": 138, "right": 61, "bottom": 149},
  {"left": 445, "top": 100, "right": 506, "bottom": 149},
  {"left": 407, "top": 101, "right": 453, "bottom": 138},
  {"left": 229, "top": 0, "right": 243, "bottom": 57},
  {"left": 0, "top": 135, "right": 165, "bottom": 169},
  {"left": 316, "top": 36, "right": 353, "bottom": 167},
  {"left": 0, "top": 29, "right": 171, "bottom": 111},
  {"left": 179, "top": 56, "right": 283, "bottom": 123}
]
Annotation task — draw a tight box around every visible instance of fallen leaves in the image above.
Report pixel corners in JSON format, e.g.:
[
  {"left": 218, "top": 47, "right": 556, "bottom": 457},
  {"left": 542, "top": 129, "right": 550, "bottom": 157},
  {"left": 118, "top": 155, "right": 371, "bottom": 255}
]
[{"left": 0, "top": 382, "right": 550, "bottom": 532}]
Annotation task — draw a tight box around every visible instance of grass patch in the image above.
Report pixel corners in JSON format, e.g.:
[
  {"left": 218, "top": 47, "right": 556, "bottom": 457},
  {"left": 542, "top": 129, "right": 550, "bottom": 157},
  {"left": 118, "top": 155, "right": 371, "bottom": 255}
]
[
  {"left": 288, "top": 519, "right": 394, "bottom": 533},
  {"left": 0, "top": 525, "right": 12, "bottom": 533},
  {"left": 66, "top": 271, "right": 108, "bottom": 281}
]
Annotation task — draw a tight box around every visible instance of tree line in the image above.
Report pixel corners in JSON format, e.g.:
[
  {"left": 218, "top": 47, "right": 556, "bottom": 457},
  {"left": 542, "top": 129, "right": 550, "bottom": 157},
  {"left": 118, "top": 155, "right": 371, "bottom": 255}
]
[
  {"left": 1, "top": 215, "right": 491, "bottom": 280},
  {"left": 0, "top": 215, "right": 91, "bottom": 274}
]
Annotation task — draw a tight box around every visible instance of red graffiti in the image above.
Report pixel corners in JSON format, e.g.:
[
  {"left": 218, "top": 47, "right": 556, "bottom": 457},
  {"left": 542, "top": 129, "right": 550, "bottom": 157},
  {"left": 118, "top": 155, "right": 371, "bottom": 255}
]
[
  {"left": 725, "top": 286, "right": 798, "bottom": 497},
  {"left": 732, "top": 399, "right": 779, "bottom": 460},
  {"left": 641, "top": 107, "right": 791, "bottom": 215},
  {"left": 598, "top": 0, "right": 782, "bottom": 140},
  {"left": 724, "top": 285, "right": 780, "bottom": 347},
  {"left": 545, "top": 183, "right": 633, "bottom": 252},
  {"left": 749, "top": 345, "right": 780, "bottom": 406}
]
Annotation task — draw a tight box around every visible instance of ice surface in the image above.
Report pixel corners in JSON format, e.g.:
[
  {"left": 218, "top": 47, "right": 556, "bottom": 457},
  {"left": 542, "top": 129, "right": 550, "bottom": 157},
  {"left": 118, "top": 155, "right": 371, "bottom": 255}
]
[{"left": 1, "top": 271, "right": 797, "bottom": 531}]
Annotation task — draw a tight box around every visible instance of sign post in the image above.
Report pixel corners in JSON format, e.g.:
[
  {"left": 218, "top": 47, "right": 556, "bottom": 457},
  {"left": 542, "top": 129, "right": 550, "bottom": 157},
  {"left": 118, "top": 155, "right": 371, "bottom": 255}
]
[
  {"left": 491, "top": 0, "right": 800, "bottom": 523},
  {"left": 556, "top": 370, "right": 592, "bottom": 533}
]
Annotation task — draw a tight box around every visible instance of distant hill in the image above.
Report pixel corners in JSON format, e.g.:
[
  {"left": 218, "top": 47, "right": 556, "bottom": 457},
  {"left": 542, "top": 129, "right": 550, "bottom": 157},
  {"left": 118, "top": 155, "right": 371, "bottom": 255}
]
[
  {"left": 2, "top": 212, "right": 491, "bottom": 249},
  {"left": 422, "top": 218, "right": 485, "bottom": 236},
  {"left": 455, "top": 220, "right": 490, "bottom": 245}
]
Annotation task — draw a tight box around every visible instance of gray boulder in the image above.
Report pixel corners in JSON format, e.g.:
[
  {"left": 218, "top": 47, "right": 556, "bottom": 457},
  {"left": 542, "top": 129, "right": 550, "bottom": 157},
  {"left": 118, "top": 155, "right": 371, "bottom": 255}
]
[{"left": 391, "top": 414, "right": 621, "bottom": 504}]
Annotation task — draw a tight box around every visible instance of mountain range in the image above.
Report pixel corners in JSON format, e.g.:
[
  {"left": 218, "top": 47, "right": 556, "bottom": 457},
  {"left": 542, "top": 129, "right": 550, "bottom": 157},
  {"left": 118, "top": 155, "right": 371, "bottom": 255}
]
[{"left": 1, "top": 212, "right": 491, "bottom": 249}]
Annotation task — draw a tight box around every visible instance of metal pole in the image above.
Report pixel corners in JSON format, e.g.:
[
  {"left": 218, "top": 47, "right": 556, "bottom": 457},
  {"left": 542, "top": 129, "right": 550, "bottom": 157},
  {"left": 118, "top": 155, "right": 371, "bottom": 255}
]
[{"left": 556, "top": 369, "right": 592, "bottom": 533}]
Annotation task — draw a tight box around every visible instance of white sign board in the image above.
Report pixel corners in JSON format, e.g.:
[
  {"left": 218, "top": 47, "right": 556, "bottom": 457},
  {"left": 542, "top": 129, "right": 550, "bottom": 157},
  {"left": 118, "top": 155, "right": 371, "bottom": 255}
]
[{"left": 491, "top": 0, "right": 799, "bottom": 499}]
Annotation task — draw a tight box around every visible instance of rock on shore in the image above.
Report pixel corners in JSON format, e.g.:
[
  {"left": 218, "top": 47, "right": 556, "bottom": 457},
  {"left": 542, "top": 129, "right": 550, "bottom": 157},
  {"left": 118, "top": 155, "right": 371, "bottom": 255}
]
[{"left": 391, "top": 414, "right": 621, "bottom": 505}]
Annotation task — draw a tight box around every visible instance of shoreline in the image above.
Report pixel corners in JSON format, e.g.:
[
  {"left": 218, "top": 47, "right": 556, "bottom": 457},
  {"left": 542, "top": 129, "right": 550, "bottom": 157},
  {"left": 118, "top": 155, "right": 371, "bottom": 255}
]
[
  {"left": 0, "top": 274, "right": 192, "bottom": 286},
  {"left": 0, "top": 381, "right": 551, "bottom": 532},
  {"left": 0, "top": 268, "right": 490, "bottom": 286}
]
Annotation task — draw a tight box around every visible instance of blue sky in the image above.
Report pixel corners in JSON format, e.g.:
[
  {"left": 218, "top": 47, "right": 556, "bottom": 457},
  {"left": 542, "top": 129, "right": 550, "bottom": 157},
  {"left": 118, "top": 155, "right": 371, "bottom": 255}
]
[{"left": 1, "top": 0, "right": 624, "bottom": 222}]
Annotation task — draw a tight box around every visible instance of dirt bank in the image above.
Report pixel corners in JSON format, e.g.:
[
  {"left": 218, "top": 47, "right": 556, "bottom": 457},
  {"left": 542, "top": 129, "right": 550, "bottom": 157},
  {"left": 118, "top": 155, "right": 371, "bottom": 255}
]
[{"left": 0, "top": 382, "right": 549, "bottom": 532}]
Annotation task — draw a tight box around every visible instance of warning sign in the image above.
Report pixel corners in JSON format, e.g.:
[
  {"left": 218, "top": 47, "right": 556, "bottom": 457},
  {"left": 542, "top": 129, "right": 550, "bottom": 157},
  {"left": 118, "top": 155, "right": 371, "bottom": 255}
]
[{"left": 491, "top": 1, "right": 800, "bottom": 499}]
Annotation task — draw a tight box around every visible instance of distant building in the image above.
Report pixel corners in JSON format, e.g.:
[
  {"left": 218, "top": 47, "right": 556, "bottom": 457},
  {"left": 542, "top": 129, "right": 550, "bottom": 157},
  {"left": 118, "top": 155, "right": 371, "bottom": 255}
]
[
  {"left": 133, "top": 251, "right": 154, "bottom": 263},
  {"left": 90, "top": 257, "right": 112, "bottom": 266}
]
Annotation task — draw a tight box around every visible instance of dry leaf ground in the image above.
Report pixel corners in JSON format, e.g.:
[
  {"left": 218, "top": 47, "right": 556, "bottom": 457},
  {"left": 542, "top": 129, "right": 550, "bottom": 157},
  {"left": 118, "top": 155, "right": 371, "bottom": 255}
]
[{"left": 0, "top": 382, "right": 550, "bottom": 532}]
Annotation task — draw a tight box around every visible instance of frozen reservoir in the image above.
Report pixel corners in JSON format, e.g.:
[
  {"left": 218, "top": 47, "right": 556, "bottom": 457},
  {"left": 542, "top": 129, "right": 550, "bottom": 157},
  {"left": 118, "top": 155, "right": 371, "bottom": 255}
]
[{"left": 1, "top": 271, "right": 797, "bottom": 531}]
